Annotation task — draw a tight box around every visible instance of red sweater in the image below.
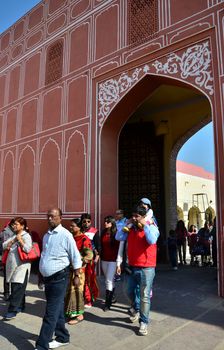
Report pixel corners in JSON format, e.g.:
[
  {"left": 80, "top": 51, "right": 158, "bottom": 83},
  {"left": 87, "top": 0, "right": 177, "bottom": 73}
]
[
  {"left": 101, "top": 231, "right": 119, "bottom": 262},
  {"left": 127, "top": 227, "right": 157, "bottom": 267}
]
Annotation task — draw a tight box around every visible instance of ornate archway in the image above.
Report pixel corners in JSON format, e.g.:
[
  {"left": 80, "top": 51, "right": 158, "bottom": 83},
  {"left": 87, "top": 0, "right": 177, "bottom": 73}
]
[
  {"left": 98, "top": 39, "right": 214, "bottom": 222},
  {"left": 96, "top": 38, "right": 224, "bottom": 295},
  {"left": 98, "top": 40, "right": 213, "bottom": 128}
]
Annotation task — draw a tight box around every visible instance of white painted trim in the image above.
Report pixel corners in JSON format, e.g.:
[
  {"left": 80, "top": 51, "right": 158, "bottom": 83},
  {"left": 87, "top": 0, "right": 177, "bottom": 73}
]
[
  {"left": 93, "top": 4, "right": 120, "bottom": 61},
  {"left": 47, "top": 12, "right": 67, "bottom": 36},
  {"left": 0, "top": 0, "right": 113, "bottom": 75},
  {"left": 39, "top": 137, "right": 61, "bottom": 163},
  {"left": 64, "top": 129, "right": 87, "bottom": 213},
  {"left": 41, "top": 85, "right": 63, "bottom": 132}
]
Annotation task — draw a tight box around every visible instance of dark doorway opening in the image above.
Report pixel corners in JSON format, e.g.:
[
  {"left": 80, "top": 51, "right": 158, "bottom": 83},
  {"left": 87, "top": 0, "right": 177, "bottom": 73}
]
[{"left": 118, "top": 121, "right": 166, "bottom": 261}]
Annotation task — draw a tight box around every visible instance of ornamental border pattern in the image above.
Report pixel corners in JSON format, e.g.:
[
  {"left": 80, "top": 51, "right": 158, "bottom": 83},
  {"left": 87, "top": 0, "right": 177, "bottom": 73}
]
[{"left": 98, "top": 41, "right": 214, "bottom": 127}]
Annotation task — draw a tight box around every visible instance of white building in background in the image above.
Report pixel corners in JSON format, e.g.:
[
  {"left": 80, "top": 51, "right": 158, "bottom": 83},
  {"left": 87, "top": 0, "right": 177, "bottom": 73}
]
[{"left": 176, "top": 160, "right": 216, "bottom": 227}]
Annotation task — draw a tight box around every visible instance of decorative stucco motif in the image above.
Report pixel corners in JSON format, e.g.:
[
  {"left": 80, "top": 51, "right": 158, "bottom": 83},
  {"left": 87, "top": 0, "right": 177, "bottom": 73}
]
[
  {"left": 98, "top": 41, "right": 214, "bottom": 126},
  {"left": 152, "top": 42, "right": 213, "bottom": 95},
  {"left": 98, "top": 68, "right": 142, "bottom": 126}
]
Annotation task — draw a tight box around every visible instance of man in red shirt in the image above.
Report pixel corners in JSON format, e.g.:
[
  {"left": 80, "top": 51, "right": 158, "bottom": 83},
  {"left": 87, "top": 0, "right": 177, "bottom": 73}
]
[{"left": 116, "top": 206, "right": 159, "bottom": 336}]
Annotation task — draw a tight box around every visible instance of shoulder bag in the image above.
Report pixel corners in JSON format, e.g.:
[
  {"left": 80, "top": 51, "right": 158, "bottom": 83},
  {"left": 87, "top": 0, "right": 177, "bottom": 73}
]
[{"left": 18, "top": 242, "right": 40, "bottom": 262}]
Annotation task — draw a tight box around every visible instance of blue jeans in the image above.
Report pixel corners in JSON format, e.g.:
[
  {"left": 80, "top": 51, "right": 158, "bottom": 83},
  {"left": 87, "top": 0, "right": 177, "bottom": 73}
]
[
  {"left": 127, "top": 267, "right": 155, "bottom": 324},
  {"left": 36, "top": 268, "right": 70, "bottom": 350}
]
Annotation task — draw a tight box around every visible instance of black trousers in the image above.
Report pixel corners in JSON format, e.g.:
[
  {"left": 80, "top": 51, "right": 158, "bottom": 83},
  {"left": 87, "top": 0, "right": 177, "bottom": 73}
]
[
  {"left": 3, "top": 267, "right": 10, "bottom": 296},
  {"left": 8, "top": 271, "right": 28, "bottom": 312}
]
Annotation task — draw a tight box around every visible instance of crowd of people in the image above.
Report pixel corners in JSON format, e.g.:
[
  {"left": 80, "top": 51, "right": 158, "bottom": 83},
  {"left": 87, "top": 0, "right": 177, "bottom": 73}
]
[
  {"left": 0, "top": 201, "right": 218, "bottom": 349},
  {"left": 167, "top": 218, "right": 217, "bottom": 270},
  {"left": 0, "top": 197, "right": 160, "bottom": 349}
]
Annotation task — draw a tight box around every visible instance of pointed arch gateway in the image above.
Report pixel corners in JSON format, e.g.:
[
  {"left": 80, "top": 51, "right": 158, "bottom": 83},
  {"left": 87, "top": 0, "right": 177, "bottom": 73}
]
[
  {"left": 99, "top": 40, "right": 214, "bottom": 222},
  {"left": 100, "top": 74, "right": 212, "bottom": 261},
  {"left": 97, "top": 39, "right": 224, "bottom": 294}
]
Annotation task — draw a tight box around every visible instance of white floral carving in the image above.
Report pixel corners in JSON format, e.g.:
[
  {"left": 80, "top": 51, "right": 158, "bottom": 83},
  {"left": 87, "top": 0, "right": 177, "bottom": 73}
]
[
  {"left": 98, "top": 41, "right": 213, "bottom": 126},
  {"left": 152, "top": 42, "right": 213, "bottom": 95},
  {"left": 143, "top": 64, "right": 150, "bottom": 73},
  {"left": 98, "top": 68, "right": 142, "bottom": 126}
]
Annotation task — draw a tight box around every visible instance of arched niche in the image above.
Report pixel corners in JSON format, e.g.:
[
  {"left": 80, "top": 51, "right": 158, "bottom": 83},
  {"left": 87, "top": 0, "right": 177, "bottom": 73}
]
[
  {"left": 2, "top": 152, "right": 14, "bottom": 213},
  {"left": 65, "top": 131, "right": 86, "bottom": 212},
  {"left": 17, "top": 146, "right": 35, "bottom": 213},
  {"left": 39, "top": 139, "right": 60, "bottom": 212}
]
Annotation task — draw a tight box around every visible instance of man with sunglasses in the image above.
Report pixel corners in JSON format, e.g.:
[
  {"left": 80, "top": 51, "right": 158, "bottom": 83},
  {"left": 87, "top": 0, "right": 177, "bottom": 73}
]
[
  {"left": 116, "top": 205, "right": 159, "bottom": 336},
  {"left": 81, "top": 213, "right": 100, "bottom": 307}
]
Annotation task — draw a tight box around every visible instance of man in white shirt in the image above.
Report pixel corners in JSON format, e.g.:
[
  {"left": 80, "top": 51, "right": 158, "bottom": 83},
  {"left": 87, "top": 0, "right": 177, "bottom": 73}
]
[{"left": 35, "top": 208, "right": 82, "bottom": 350}]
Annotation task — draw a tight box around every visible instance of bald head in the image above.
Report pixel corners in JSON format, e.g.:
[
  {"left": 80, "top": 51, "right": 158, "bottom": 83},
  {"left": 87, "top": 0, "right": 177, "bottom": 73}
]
[{"left": 47, "top": 208, "right": 62, "bottom": 230}]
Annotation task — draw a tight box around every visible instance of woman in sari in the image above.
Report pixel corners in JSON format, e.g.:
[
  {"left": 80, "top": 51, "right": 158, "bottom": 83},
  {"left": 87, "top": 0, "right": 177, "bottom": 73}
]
[
  {"left": 81, "top": 213, "right": 100, "bottom": 307},
  {"left": 65, "top": 218, "right": 93, "bottom": 325}
]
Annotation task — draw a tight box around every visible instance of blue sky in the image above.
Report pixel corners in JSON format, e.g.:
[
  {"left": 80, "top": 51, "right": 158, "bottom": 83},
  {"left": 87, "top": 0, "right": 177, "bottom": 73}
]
[
  {"left": 178, "top": 123, "right": 215, "bottom": 173},
  {"left": 0, "top": 1, "right": 41, "bottom": 34},
  {"left": 0, "top": 1, "right": 215, "bottom": 174}
]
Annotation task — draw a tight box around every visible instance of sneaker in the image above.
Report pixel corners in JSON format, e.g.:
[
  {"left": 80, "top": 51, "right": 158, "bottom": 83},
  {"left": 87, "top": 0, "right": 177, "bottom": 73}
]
[
  {"left": 129, "top": 311, "right": 140, "bottom": 323},
  {"left": 139, "top": 322, "right": 148, "bottom": 336},
  {"left": 129, "top": 307, "right": 136, "bottom": 315},
  {"left": 84, "top": 302, "right": 92, "bottom": 308},
  {"left": 16, "top": 306, "right": 25, "bottom": 313},
  {"left": 4, "top": 312, "right": 17, "bottom": 320},
  {"left": 173, "top": 266, "right": 178, "bottom": 270},
  {"left": 49, "top": 340, "right": 69, "bottom": 349}
]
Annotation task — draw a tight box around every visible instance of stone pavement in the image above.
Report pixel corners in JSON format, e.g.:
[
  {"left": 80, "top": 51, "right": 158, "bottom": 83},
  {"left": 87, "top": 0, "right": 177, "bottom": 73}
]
[{"left": 0, "top": 264, "right": 223, "bottom": 350}]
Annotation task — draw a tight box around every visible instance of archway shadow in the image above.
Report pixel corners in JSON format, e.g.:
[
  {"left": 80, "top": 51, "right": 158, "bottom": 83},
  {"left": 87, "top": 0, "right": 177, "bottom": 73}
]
[
  {"left": 95, "top": 264, "right": 223, "bottom": 329},
  {"left": 0, "top": 320, "right": 36, "bottom": 350}
]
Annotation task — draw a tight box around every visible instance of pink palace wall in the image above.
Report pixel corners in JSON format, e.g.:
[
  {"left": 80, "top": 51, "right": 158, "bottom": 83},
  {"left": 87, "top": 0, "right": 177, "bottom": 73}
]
[
  {"left": 0, "top": 0, "right": 223, "bottom": 218},
  {"left": 0, "top": 0, "right": 224, "bottom": 293}
]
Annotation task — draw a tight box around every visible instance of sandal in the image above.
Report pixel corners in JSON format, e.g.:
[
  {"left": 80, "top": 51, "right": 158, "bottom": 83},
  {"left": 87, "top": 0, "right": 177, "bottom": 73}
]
[{"left": 68, "top": 316, "right": 84, "bottom": 325}]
